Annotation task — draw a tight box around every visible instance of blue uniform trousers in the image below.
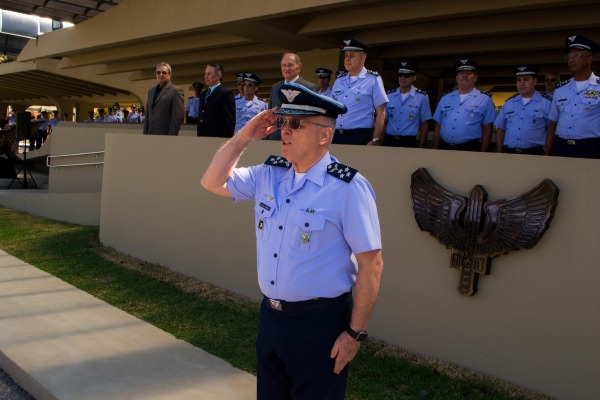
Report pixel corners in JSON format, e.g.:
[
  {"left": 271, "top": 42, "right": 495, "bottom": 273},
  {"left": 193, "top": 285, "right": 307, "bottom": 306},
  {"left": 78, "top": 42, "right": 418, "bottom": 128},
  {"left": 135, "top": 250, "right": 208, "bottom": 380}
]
[{"left": 257, "top": 293, "right": 352, "bottom": 400}]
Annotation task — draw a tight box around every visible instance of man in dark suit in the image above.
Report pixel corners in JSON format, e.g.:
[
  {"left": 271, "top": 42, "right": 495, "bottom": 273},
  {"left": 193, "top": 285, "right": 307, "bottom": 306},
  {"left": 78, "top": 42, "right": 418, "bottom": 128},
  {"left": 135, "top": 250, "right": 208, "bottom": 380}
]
[
  {"left": 197, "top": 63, "right": 236, "bottom": 138},
  {"left": 143, "top": 62, "right": 184, "bottom": 135},
  {"left": 266, "top": 53, "right": 317, "bottom": 140}
]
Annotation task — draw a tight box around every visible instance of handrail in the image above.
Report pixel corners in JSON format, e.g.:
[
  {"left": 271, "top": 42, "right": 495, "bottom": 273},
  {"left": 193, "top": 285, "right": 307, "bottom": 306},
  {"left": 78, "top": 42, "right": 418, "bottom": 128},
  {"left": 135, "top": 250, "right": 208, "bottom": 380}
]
[{"left": 46, "top": 151, "right": 105, "bottom": 169}]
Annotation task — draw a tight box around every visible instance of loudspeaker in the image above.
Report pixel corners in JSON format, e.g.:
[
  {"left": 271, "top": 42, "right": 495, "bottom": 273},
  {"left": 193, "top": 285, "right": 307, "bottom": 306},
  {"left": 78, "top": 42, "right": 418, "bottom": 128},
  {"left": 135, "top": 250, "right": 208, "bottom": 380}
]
[{"left": 16, "top": 111, "right": 31, "bottom": 137}]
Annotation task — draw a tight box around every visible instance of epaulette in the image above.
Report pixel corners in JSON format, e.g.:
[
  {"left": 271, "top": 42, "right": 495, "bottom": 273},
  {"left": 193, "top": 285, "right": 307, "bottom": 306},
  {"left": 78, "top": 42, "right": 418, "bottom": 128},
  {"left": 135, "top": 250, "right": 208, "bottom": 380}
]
[
  {"left": 387, "top": 88, "right": 398, "bottom": 94},
  {"left": 337, "top": 71, "right": 348, "bottom": 78},
  {"left": 441, "top": 91, "right": 452, "bottom": 97},
  {"left": 556, "top": 79, "right": 571, "bottom": 89},
  {"left": 327, "top": 162, "right": 357, "bottom": 183},
  {"left": 264, "top": 155, "right": 291, "bottom": 169},
  {"left": 506, "top": 93, "right": 519, "bottom": 101},
  {"left": 541, "top": 93, "right": 553, "bottom": 101},
  {"left": 597, "top": 77, "right": 600, "bottom": 84},
  {"left": 367, "top": 69, "right": 380, "bottom": 76},
  {"left": 188, "top": 96, "right": 194, "bottom": 99},
  {"left": 415, "top": 88, "right": 428, "bottom": 95},
  {"left": 480, "top": 90, "right": 492, "bottom": 97},
  {"left": 258, "top": 96, "right": 266, "bottom": 102}
]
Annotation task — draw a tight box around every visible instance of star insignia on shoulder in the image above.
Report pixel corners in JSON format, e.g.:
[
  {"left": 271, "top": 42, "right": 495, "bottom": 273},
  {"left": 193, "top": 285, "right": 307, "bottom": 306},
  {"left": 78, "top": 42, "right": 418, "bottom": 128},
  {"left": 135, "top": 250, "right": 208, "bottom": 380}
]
[
  {"left": 265, "top": 155, "right": 291, "bottom": 169},
  {"left": 596, "top": 77, "right": 600, "bottom": 84},
  {"left": 367, "top": 69, "right": 380, "bottom": 76},
  {"left": 480, "top": 90, "right": 492, "bottom": 97},
  {"left": 327, "top": 162, "right": 358, "bottom": 183},
  {"left": 541, "top": 93, "right": 552, "bottom": 101},
  {"left": 556, "top": 79, "right": 571, "bottom": 89},
  {"left": 387, "top": 88, "right": 398, "bottom": 94},
  {"left": 337, "top": 71, "right": 348, "bottom": 78},
  {"left": 415, "top": 88, "right": 428, "bottom": 95}
]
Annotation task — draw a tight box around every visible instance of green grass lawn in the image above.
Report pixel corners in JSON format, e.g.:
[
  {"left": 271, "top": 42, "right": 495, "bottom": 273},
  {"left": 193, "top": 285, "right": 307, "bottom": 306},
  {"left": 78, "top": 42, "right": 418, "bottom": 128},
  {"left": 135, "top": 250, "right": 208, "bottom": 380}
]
[{"left": 0, "top": 206, "right": 552, "bottom": 400}]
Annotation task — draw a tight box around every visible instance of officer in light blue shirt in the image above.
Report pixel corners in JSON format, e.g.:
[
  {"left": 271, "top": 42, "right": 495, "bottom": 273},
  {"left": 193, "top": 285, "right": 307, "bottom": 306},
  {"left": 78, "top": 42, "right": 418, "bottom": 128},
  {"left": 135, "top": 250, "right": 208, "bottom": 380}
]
[
  {"left": 234, "top": 73, "right": 245, "bottom": 101},
  {"left": 315, "top": 68, "right": 333, "bottom": 98},
  {"left": 494, "top": 65, "right": 551, "bottom": 155},
  {"left": 546, "top": 34, "right": 600, "bottom": 158},
  {"left": 185, "top": 82, "right": 203, "bottom": 123},
  {"left": 433, "top": 58, "right": 496, "bottom": 152},
  {"left": 234, "top": 73, "right": 268, "bottom": 134},
  {"left": 384, "top": 60, "right": 432, "bottom": 148},
  {"left": 201, "top": 83, "right": 383, "bottom": 400},
  {"left": 332, "top": 38, "right": 389, "bottom": 145}
]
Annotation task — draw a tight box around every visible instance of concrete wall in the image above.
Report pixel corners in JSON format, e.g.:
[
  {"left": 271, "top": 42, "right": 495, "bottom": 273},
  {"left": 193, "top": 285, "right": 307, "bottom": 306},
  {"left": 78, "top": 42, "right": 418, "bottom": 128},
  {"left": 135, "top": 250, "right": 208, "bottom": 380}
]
[{"left": 98, "top": 133, "right": 599, "bottom": 400}]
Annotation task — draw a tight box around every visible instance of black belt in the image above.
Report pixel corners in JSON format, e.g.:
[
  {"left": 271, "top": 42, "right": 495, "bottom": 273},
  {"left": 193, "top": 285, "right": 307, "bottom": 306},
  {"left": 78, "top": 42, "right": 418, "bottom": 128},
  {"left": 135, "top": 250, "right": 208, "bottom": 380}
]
[
  {"left": 263, "top": 292, "right": 351, "bottom": 313},
  {"left": 556, "top": 136, "right": 600, "bottom": 146},
  {"left": 335, "top": 128, "right": 371, "bottom": 135},
  {"left": 503, "top": 145, "right": 544, "bottom": 155}
]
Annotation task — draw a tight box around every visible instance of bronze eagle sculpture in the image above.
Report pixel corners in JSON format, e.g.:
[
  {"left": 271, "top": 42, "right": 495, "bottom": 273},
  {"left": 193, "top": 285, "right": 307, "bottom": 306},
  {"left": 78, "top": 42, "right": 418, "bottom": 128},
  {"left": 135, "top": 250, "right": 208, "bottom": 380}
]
[{"left": 410, "top": 168, "right": 559, "bottom": 296}]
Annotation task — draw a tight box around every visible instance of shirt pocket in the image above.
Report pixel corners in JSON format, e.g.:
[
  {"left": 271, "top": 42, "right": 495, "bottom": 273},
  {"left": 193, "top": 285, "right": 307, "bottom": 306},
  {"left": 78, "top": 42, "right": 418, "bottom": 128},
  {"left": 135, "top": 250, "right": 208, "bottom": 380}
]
[
  {"left": 290, "top": 211, "right": 326, "bottom": 253},
  {"left": 465, "top": 106, "right": 482, "bottom": 125},
  {"left": 255, "top": 201, "right": 275, "bottom": 242},
  {"left": 525, "top": 111, "right": 545, "bottom": 127},
  {"left": 582, "top": 97, "right": 599, "bottom": 113}
]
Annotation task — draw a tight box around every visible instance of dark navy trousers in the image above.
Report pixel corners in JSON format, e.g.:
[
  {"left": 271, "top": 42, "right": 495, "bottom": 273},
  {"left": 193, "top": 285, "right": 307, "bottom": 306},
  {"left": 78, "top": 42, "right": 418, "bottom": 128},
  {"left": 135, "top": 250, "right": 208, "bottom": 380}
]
[{"left": 256, "top": 295, "right": 352, "bottom": 400}]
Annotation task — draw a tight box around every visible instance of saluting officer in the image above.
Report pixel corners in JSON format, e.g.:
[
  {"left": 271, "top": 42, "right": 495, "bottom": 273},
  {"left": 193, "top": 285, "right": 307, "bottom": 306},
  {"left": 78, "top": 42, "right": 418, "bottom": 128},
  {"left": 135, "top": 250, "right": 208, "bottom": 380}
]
[
  {"left": 494, "top": 65, "right": 551, "bottom": 155},
  {"left": 315, "top": 68, "right": 333, "bottom": 98},
  {"left": 234, "top": 73, "right": 268, "bottom": 134},
  {"left": 186, "top": 81, "right": 204, "bottom": 124},
  {"left": 546, "top": 34, "right": 600, "bottom": 158},
  {"left": 384, "top": 60, "right": 432, "bottom": 148},
  {"left": 332, "top": 38, "right": 389, "bottom": 146},
  {"left": 433, "top": 59, "right": 496, "bottom": 152}
]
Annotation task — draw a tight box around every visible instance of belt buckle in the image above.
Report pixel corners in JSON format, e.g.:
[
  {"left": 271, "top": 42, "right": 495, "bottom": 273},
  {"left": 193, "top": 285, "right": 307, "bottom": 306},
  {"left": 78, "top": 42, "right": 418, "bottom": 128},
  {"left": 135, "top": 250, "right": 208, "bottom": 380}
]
[
  {"left": 269, "top": 299, "right": 282, "bottom": 311},
  {"left": 567, "top": 139, "right": 576, "bottom": 145},
  {"left": 338, "top": 129, "right": 345, "bottom": 134},
  {"left": 515, "top": 148, "right": 523, "bottom": 154}
]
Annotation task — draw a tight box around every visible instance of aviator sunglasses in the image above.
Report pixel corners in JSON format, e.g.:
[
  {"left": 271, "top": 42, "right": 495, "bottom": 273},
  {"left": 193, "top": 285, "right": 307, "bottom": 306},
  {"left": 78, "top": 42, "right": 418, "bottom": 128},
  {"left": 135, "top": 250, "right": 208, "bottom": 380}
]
[{"left": 276, "top": 116, "right": 331, "bottom": 131}]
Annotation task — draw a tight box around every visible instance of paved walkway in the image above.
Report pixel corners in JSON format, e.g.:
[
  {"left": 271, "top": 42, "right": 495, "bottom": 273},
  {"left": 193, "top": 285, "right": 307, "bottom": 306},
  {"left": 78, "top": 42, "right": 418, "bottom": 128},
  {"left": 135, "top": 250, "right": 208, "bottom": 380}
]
[{"left": 0, "top": 250, "right": 256, "bottom": 400}]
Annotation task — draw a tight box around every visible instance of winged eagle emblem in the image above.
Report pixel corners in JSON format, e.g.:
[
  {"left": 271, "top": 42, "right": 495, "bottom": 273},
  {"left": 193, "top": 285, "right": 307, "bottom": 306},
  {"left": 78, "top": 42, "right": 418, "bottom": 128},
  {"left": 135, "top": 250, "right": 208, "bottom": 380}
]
[{"left": 410, "top": 168, "right": 559, "bottom": 296}]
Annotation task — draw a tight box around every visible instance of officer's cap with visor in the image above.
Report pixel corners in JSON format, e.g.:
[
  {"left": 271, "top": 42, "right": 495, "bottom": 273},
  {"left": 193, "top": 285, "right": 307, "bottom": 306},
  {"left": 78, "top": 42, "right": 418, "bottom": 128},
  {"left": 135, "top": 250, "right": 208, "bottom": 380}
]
[
  {"left": 235, "top": 73, "right": 245, "bottom": 83},
  {"left": 397, "top": 60, "right": 419, "bottom": 75},
  {"left": 274, "top": 82, "right": 347, "bottom": 119},
  {"left": 454, "top": 58, "right": 480, "bottom": 72},
  {"left": 243, "top": 73, "right": 262, "bottom": 86},
  {"left": 565, "top": 35, "right": 599, "bottom": 54},
  {"left": 192, "top": 81, "right": 204, "bottom": 90},
  {"left": 340, "top": 38, "right": 371, "bottom": 53},
  {"left": 513, "top": 65, "right": 540, "bottom": 76},
  {"left": 315, "top": 68, "right": 333, "bottom": 78}
]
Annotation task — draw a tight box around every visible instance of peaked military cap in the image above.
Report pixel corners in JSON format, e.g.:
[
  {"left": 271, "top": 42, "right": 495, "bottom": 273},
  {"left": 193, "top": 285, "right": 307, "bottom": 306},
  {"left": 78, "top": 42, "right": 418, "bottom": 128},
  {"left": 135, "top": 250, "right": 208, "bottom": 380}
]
[
  {"left": 454, "top": 58, "right": 480, "bottom": 72},
  {"left": 340, "top": 38, "right": 371, "bottom": 52},
  {"left": 113, "top": 102, "right": 120, "bottom": 109},
  {"left": 565, "top": 35, "right": 599, "bottom": 54},
  {"left": 315, "top": 68, "right": 333, "bottom": 78},
  {"left": 274, "top": 82, "right": 347, "bottom": 119},
  {"left": 192, "top": 81, "right": 204, "bottom": 89},
  {"left": 235, "top": 73, "right": 245, "bottom": 83},
  {"left": 397, "top": 60, "right": 418, "bottom": 75},
  {"left": 513, "top": 65, "right": 540, "bottom": 76},
  {"left": 41, "top": 110, "right": 48, "bottom": 115},
  {"left": 243, "top": 72, "right": 262, "bottom": 85}
]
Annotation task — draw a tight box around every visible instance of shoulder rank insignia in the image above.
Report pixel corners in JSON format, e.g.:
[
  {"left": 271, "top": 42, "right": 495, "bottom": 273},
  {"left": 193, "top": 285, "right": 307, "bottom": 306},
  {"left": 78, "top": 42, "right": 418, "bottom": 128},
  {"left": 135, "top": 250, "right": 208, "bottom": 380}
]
[
  {"left": 337, "top": 71, "right": 348, "bottom": 78},
  {"left": 367, "top": 69, "right": 380, "bottom": 76},
  {"left": 387, "top": 88, "right": 398, "bottom": 94},
  {"left": 188, "top": 96, "right": 194, "bottom": 99},
  {"left": 480, "top": 90, "right": 492, "bottom": 97},
  {"left": 265, "top": 155, "right": 291, "bottom": 169},
  {"left": 327, "top": 162, "right": 357, "bottom": 183},
  {"left": 541, "top": 93, "right": 552, "bottom": 101},
  {"left": 415, "top": 88, "right": 428, "bottom": 95},
  {"left": 596, "top": 77, "right": 600, "bottom": 84},
  {"left": 506, "top": 93, "right": 519, "bottom": 101},
  {"left": 411, "top": 168, "right": 559, "bottom": 296},
  {"left": 556, "top": 79, "right": 571, "bottom": 89}
]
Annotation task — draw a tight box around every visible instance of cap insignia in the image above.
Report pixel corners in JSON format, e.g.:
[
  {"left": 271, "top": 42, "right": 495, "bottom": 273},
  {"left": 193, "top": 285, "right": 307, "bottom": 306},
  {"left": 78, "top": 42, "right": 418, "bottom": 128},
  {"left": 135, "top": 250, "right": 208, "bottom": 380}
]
[
  {"left": 568, "top": 36, "right": 576, "bottom": 43},
  {"left": 281, "top": 89, "right": 302, "bottom": 103}
]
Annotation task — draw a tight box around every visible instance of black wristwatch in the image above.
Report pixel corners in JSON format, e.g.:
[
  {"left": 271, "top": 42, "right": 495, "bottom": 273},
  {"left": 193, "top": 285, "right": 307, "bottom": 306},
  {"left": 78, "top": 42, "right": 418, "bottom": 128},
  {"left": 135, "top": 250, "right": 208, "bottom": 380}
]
[{"left": 346, "top": 327, "right": 368, "bottom": 341}]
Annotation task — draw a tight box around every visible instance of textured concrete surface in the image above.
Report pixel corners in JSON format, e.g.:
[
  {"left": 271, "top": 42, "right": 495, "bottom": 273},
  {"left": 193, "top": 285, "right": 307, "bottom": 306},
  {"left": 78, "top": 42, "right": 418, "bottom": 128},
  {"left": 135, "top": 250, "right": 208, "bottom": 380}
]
[{"left": 0, "top": 250, "right": 256, "bottom": 400}]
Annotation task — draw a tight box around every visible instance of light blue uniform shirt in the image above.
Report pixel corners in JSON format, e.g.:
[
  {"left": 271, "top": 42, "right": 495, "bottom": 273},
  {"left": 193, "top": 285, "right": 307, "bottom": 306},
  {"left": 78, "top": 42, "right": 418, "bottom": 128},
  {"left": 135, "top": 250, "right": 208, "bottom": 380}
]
[
  {"left": 494, "top": 91, "right": 551, "bottom": 148},
  {"left": 549, "top": 74, "right": 600, "bottom": 139},
  {"left": 332, "top": 67, "right": 389, "bottom": 130},
  {"left": 234, "top": 96, "right": 268, "bottom": 134},
  {"left": 385, "top": 86, "right": 432, "bottom": 136},
  {"left": 186, "top": 97, "right": 201, "bottom": 119},
  {"left": 317, "top": 87, "right": 333, "bottom": 98},
  {"left": 433, "top": 88, "right": 496, "bottom": 144},
  {"left": 227, "top": 152, "right": 381, "bottom": 302}
]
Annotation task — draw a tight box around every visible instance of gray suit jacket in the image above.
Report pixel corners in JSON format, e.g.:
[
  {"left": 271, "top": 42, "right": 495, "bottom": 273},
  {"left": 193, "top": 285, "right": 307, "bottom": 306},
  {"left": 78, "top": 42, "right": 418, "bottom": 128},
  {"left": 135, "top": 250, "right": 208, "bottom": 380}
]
[
  {"left": 143, "top": 81, "right": 184, "bottom": 135},
  {"left": 267, "top": 76, "right": 317, "bottom": 140}
]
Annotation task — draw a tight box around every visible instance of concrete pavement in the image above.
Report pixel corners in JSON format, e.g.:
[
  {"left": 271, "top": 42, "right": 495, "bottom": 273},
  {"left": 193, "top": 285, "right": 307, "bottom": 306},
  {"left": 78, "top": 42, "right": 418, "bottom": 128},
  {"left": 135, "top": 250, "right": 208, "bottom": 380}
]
[{"left": 0, "top": 250, "right": 256, "bottom": 400}]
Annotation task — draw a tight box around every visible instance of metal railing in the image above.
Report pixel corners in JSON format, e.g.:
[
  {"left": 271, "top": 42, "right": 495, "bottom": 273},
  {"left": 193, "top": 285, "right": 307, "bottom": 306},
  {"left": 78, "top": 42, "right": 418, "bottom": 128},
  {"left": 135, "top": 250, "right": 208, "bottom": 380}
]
[{"left": 46, "top": 151, "right": 105, "bottom": 169}]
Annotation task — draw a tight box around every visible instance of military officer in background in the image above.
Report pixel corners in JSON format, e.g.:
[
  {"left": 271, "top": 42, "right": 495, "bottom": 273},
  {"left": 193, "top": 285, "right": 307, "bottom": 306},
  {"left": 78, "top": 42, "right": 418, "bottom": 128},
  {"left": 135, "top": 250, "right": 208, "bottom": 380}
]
[
  {"left": 315, "top": 68, "right": 333, "bottom": 98},
  {"left": 112, "top": 103, "right": 123, "bottom": 122},
  {"left": 106, "top": 106, "right": 119, "bottom": 122},
  {"left": 383, "top": 60, "right": 432, "bottom": 148},
  {"left": 544, "top": 72, "right": 561, "bottom": 98},
  {"left": 546, "top": 34, "right": 600, "bottom": 158},
  {"left": 494, "top": 65, "right": 551, "bottom": 155},
  {"left": 94, "top": 107, "right": 105, "bottom": 122},
  {"left": 432, "top": 59, "right": 496, "bottom": 152},
  {"left": 186, "top": 82, "right": 204, "bottom": 124},
  {"left": 332, "top": 39, "right": 388, "bottom": 145},
  {"left": 234, "top": 73, "right": 268, "bottom": 134},
  {"left": 128, "top": 105, "right": 142, "bottom": 123},
  {"left": 235, "top": 73, "right": 245, "bottom": 100}
]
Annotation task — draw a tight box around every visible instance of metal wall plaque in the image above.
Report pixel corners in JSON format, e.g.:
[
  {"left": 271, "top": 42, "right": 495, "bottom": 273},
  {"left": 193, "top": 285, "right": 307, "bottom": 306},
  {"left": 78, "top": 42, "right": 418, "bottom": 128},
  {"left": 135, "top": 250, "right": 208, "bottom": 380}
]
[{"left": 410, "top": 168, "right": 559, "bottom": 296}]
